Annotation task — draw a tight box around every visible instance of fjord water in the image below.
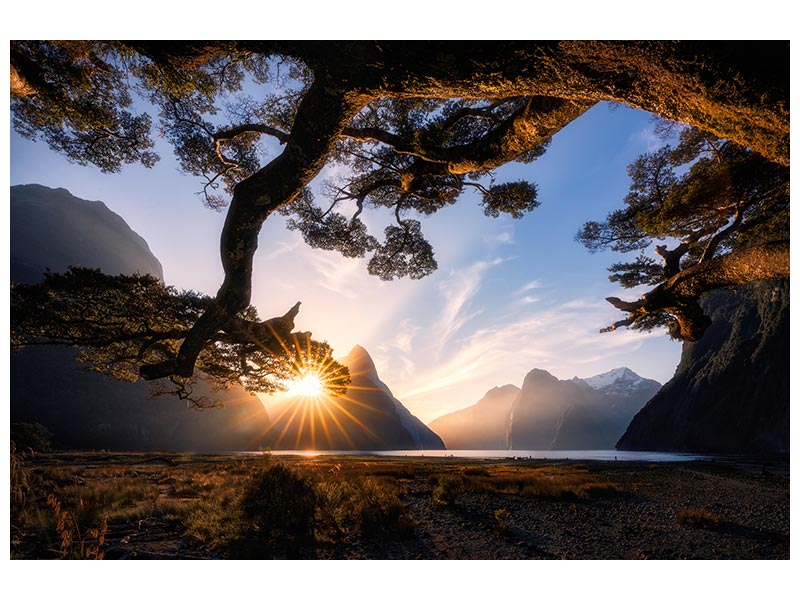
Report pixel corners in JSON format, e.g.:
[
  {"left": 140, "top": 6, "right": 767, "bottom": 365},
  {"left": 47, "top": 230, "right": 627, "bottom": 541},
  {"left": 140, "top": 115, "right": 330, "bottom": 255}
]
[{"left": 251, "top": 450, "right": 714, "bottom": 461}]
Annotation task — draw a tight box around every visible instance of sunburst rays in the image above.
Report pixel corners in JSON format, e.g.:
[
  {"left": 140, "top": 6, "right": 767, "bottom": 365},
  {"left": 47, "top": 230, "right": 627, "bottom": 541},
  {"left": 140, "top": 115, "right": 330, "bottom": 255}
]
[{"left": 265, "top": 350, "right": 392, "bottom": 450}]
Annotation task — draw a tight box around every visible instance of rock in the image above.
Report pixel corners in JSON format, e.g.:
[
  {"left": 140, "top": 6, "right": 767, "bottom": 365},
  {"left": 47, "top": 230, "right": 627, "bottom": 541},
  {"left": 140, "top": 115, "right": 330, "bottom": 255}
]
[{"left": 617, "top": 279, "right": 789, "bottom": 455}]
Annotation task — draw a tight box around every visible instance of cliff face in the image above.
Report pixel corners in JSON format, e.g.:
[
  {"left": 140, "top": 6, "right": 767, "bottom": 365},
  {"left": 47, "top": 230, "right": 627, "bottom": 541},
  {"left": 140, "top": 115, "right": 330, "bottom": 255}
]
[
  {"left": 11, "top": 184, "right": 164, "bottom": 283},
  {"left": 11, "top": 184, "right": 272, "bottom": 451},
  {"left": 617, "top": 280, "right": 789, "bottom": 455},
  {"left": 508, "top": 369, "right": 590, "bottom": 450},
  {"left": 267, "top": 346, "right": 445, "bottom": 450},
  {"left": 428, "top": 385, "right": 520, "bottom": 450}
]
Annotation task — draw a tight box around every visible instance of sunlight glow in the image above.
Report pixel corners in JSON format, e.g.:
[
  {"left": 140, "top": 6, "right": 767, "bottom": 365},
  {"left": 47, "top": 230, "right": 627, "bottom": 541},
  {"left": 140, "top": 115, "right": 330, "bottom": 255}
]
[{"left": 289, "top": 374, "right": 324, "bottom": 397}]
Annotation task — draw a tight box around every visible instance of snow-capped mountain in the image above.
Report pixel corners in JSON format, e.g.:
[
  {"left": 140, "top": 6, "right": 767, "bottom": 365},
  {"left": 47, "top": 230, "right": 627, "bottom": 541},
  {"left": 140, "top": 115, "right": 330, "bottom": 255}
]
[
  {"left": 582, "top": 367, "right": 651, "bottom": 391},
  {"left": 431, "top": 366, "right": 661, "bottom": 450}
]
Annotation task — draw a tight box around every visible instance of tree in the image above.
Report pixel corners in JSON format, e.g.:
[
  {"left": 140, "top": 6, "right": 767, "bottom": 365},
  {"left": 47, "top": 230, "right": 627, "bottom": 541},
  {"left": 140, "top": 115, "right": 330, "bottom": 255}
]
[
  {"left": 576, "top": 124, "right": 789, "bottom": 340},
  {"left": 10, "top": 41, "right": 790, "bottom": 397}
]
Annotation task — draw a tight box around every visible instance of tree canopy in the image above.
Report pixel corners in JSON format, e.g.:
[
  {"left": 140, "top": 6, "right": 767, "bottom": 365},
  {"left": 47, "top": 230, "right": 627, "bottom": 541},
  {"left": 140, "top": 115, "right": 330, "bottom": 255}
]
[
  {"left": 10, "top": 41, "right": 790, "bottom": 399},
  {"left": 577, "top": 123, "right": 789, "bottom": 340}
]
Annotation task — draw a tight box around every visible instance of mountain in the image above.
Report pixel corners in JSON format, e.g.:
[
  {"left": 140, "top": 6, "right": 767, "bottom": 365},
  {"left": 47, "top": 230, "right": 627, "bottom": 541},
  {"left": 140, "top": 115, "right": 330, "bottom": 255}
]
[
  {"left": 11, "top": 184, "right": 164, "bottom": 284},
  {"left": 10, "top": 184, "right": 272, "bottom": 451},
  {"left": 553, "top": 368, "right": 662, "bottom": 449},
  {"left": 428, "top": 385, "right": 519, "bottom": 449},
  {"left": 431, "top": 367, "right": 659, "bottom": 450},
  {"left": 617, "top": 280, "right": 789, "bottom": 455},
  {"left": 508, "top": 369, "right": 590, "bottom": 449},
  {"left": 266, "top": 345, "right": 445, "bottom": 450}
]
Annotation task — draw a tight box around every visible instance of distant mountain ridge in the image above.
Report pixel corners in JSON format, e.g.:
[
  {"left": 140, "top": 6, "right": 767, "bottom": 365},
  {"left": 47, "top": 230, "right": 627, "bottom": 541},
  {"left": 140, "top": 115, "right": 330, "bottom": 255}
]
[
  {"left": 266, "top": 345, "right": 445, "bottom": 450},
  {"left": 428, "top": 385, "right": 520, "bottom": 450},
  {"left": 429, "top": 367, "right": 660, "bottom": 450},
  {"left": 10, "top": 184, "right": 272, "bottom": 451}
]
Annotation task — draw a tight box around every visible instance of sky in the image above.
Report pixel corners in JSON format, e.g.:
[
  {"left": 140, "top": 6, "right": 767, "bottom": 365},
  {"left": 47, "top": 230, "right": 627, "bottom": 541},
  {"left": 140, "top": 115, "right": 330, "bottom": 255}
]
[
  {"left": 4, "top": 18, "right": 794, "bottom": 600},
  {"left": 9, "top": 99, "right": 683, "bottom": 424}
]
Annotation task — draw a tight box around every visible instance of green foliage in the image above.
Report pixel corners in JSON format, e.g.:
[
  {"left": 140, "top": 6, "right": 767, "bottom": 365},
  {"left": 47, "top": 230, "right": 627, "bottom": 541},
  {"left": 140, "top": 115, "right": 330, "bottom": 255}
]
[
  {"left": 11, "top": 42, "right": 158, "bottom": 173},
  {"left": 577, "top": 121, "right": 789, "bottom": 335},
  {"left": 12, "top": 42, "right": 552, "bottom": 282},
  {"left": 579, "top": 125, "right": 788, "bottom": 263},
  {"left": 433, "top": 475, "right": 464, "bottom": 506},
  {"left": 493, "top": 508, "right": 510, "bottom": 534},
  {"left": 479, "top": 181, "right": 540, "bottom": 219},
  {"left": 315, "top": 476, "right": 416, "bottom": 540},
  {"left": 10, "top": 443, "right": 31, "bottom": 519}
]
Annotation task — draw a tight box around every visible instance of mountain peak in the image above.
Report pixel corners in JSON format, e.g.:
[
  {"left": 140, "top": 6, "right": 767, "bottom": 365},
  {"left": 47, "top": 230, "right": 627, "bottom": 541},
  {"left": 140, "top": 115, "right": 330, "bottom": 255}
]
[
  {"left": 344, "top": 344, "right": 376, "bottom": 372},
  {"left": 347, "top": 344, "right": 369, "bottom": 358},
  {"left": 523, "top": 368, "right": 558, "bottom": 385},
  {"left": 582, "top": 367, "right": 644, "bottom": 390}
]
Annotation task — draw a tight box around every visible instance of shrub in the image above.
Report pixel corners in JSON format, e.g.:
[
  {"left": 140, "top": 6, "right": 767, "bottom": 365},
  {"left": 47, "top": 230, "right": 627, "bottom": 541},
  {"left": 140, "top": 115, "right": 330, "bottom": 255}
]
[
  {"left": 316, "top": 477, "right": 415, "bottom": 540},
  {"left": 352, "top": 477, "right": 415, "bottom": 538},
  {"left": 11, "top": 422, "right": 54, "bottom": 452},
  {"left": 10, "top": 442, "right": 30, "bottom": 514},
  {"left": 238, "top": 463, "right": 316, "bottom": 558},
  {"left": 433, "top": 475, "right": 464, "bottom": 506},
  {"left": 493, "top": 508, "right": 510, "bottom": 535},
  {"left": 676, "top": 507, "right": 723, "bottom": 529}
]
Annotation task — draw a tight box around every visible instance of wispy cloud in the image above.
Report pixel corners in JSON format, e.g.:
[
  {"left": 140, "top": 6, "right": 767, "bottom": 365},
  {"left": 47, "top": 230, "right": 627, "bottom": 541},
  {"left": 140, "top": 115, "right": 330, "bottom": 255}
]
[
  {"left": 260, "top": 240, "right": 301, "bottom": 262},
  {"left": 631, "top": 126, "right": 662, "bottom": 153},
  {"left": 393, "top": 294, "right": 671, "bottom": 421},
  {"left": 514, "top": 279, "right": 542, "bottom": 295},
  {"left": 435, "top": 258, "right": 506, "bottom": 353}
]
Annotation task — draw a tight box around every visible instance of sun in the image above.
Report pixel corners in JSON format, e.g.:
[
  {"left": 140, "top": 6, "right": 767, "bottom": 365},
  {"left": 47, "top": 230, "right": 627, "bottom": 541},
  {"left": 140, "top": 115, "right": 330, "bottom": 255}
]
[{"left": 288, "top": 373, "right": 324, "bottom": 397}]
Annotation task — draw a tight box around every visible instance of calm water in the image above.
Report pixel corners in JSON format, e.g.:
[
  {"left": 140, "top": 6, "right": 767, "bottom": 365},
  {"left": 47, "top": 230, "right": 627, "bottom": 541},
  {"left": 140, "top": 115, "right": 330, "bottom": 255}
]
[{"left": 239, "top": 449, "right": 715, "bottom": 462}]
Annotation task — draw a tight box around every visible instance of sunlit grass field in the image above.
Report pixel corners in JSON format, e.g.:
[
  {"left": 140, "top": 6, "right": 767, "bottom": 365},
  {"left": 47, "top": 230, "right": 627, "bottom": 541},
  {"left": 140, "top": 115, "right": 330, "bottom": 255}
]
[
  {"left": 10, "top": 449, "right": 789, "bottom": 559},
  {"left": 11, "top": 450, "right": 625, "bottom": 559}
]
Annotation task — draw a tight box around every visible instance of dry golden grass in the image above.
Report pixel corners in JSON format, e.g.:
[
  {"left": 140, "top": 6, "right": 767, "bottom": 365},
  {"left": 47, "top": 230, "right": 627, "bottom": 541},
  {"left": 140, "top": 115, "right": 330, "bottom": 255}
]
[
  {"left": 11, "top": 454, "right": 624, "bottom": 558},
  {"left": 676, "top": 507, "right": 723, "bottom": 529}
]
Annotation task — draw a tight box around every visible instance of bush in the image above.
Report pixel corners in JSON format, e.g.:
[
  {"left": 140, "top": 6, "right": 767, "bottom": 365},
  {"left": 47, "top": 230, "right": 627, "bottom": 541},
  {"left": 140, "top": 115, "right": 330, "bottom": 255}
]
[
  {"left": 316, "top": 477, "right": 415, "bottom": 540},
  {"left": 353, "top": 477, "right": 415, "bottom": 538},
  {"left": 11, "top": 422, "right": 54, "bottom": 452},
  {"left": 493, "top": 508, "right": 510, "bottom": 535},
  {"left": 238, "top": 463, "right": 316, "bottom": 558},
  {"left": 676, "top": 507, "right": 723, "bottom": 529},
  {"left": 433, "top": 475, "right": 464, "bottom": 506}
]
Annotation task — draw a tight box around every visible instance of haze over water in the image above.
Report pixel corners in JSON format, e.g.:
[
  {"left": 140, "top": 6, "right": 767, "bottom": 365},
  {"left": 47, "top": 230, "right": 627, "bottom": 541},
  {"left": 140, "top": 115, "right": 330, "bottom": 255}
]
[{"left": 242, "top": 450, "right": 716, "bottom": 462}]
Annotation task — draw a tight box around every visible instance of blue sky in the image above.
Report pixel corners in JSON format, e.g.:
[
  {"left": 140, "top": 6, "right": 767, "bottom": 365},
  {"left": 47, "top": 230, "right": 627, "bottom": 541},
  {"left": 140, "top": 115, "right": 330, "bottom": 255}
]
[{"left": 10, "top": 101, "right": 682, "bottom": 423}]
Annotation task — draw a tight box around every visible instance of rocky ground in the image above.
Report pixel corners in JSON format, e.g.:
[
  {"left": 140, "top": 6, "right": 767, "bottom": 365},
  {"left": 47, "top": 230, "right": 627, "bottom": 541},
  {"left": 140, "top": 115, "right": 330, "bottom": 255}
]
[
  {"left": 11, "top": 453, "right": 789, "bottom": 560},
  {"left": 315, "top": 460, "right": 789, "bottom": 560}
]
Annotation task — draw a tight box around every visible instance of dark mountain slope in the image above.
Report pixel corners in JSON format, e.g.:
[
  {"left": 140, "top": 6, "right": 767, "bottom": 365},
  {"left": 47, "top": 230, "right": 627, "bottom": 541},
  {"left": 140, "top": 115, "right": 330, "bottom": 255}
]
[
  {"left": 617, "top": 280, "right": 789, "bottom": 454},
  {"left": 11, "top": 184, "right": 272, "bottom": 451}
]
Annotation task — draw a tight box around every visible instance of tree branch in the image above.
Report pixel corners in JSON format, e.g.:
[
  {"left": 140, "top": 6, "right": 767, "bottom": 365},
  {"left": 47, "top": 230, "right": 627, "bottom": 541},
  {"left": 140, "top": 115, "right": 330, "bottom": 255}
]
[
  {"left": 140, "top": 78, "right": 369, "bottom": 380},
  {"left": 603, "top": 240, "right": 789, "bottom": 340},
  {"left": 213, "top": 123, "right": 290, "bottom": 144},
  {"left": 345, "top": 97, "right": 594, "bottom": 174}
]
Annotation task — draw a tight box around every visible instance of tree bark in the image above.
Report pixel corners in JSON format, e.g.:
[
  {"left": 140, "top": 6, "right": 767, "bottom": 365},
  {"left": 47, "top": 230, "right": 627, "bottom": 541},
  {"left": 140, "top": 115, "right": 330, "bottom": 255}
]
[{"left": 140, "top": 79, "right": 369, "bottom": 379}]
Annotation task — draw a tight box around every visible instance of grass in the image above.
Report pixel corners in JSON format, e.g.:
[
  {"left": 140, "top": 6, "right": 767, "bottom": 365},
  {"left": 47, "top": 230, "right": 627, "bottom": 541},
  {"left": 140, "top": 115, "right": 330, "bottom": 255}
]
[
  {"left": 11, "top": 454, "right": 627, "bottom": 559},
  {"left": 430, "top": 464, "right": 622, "bottom": 503}
]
